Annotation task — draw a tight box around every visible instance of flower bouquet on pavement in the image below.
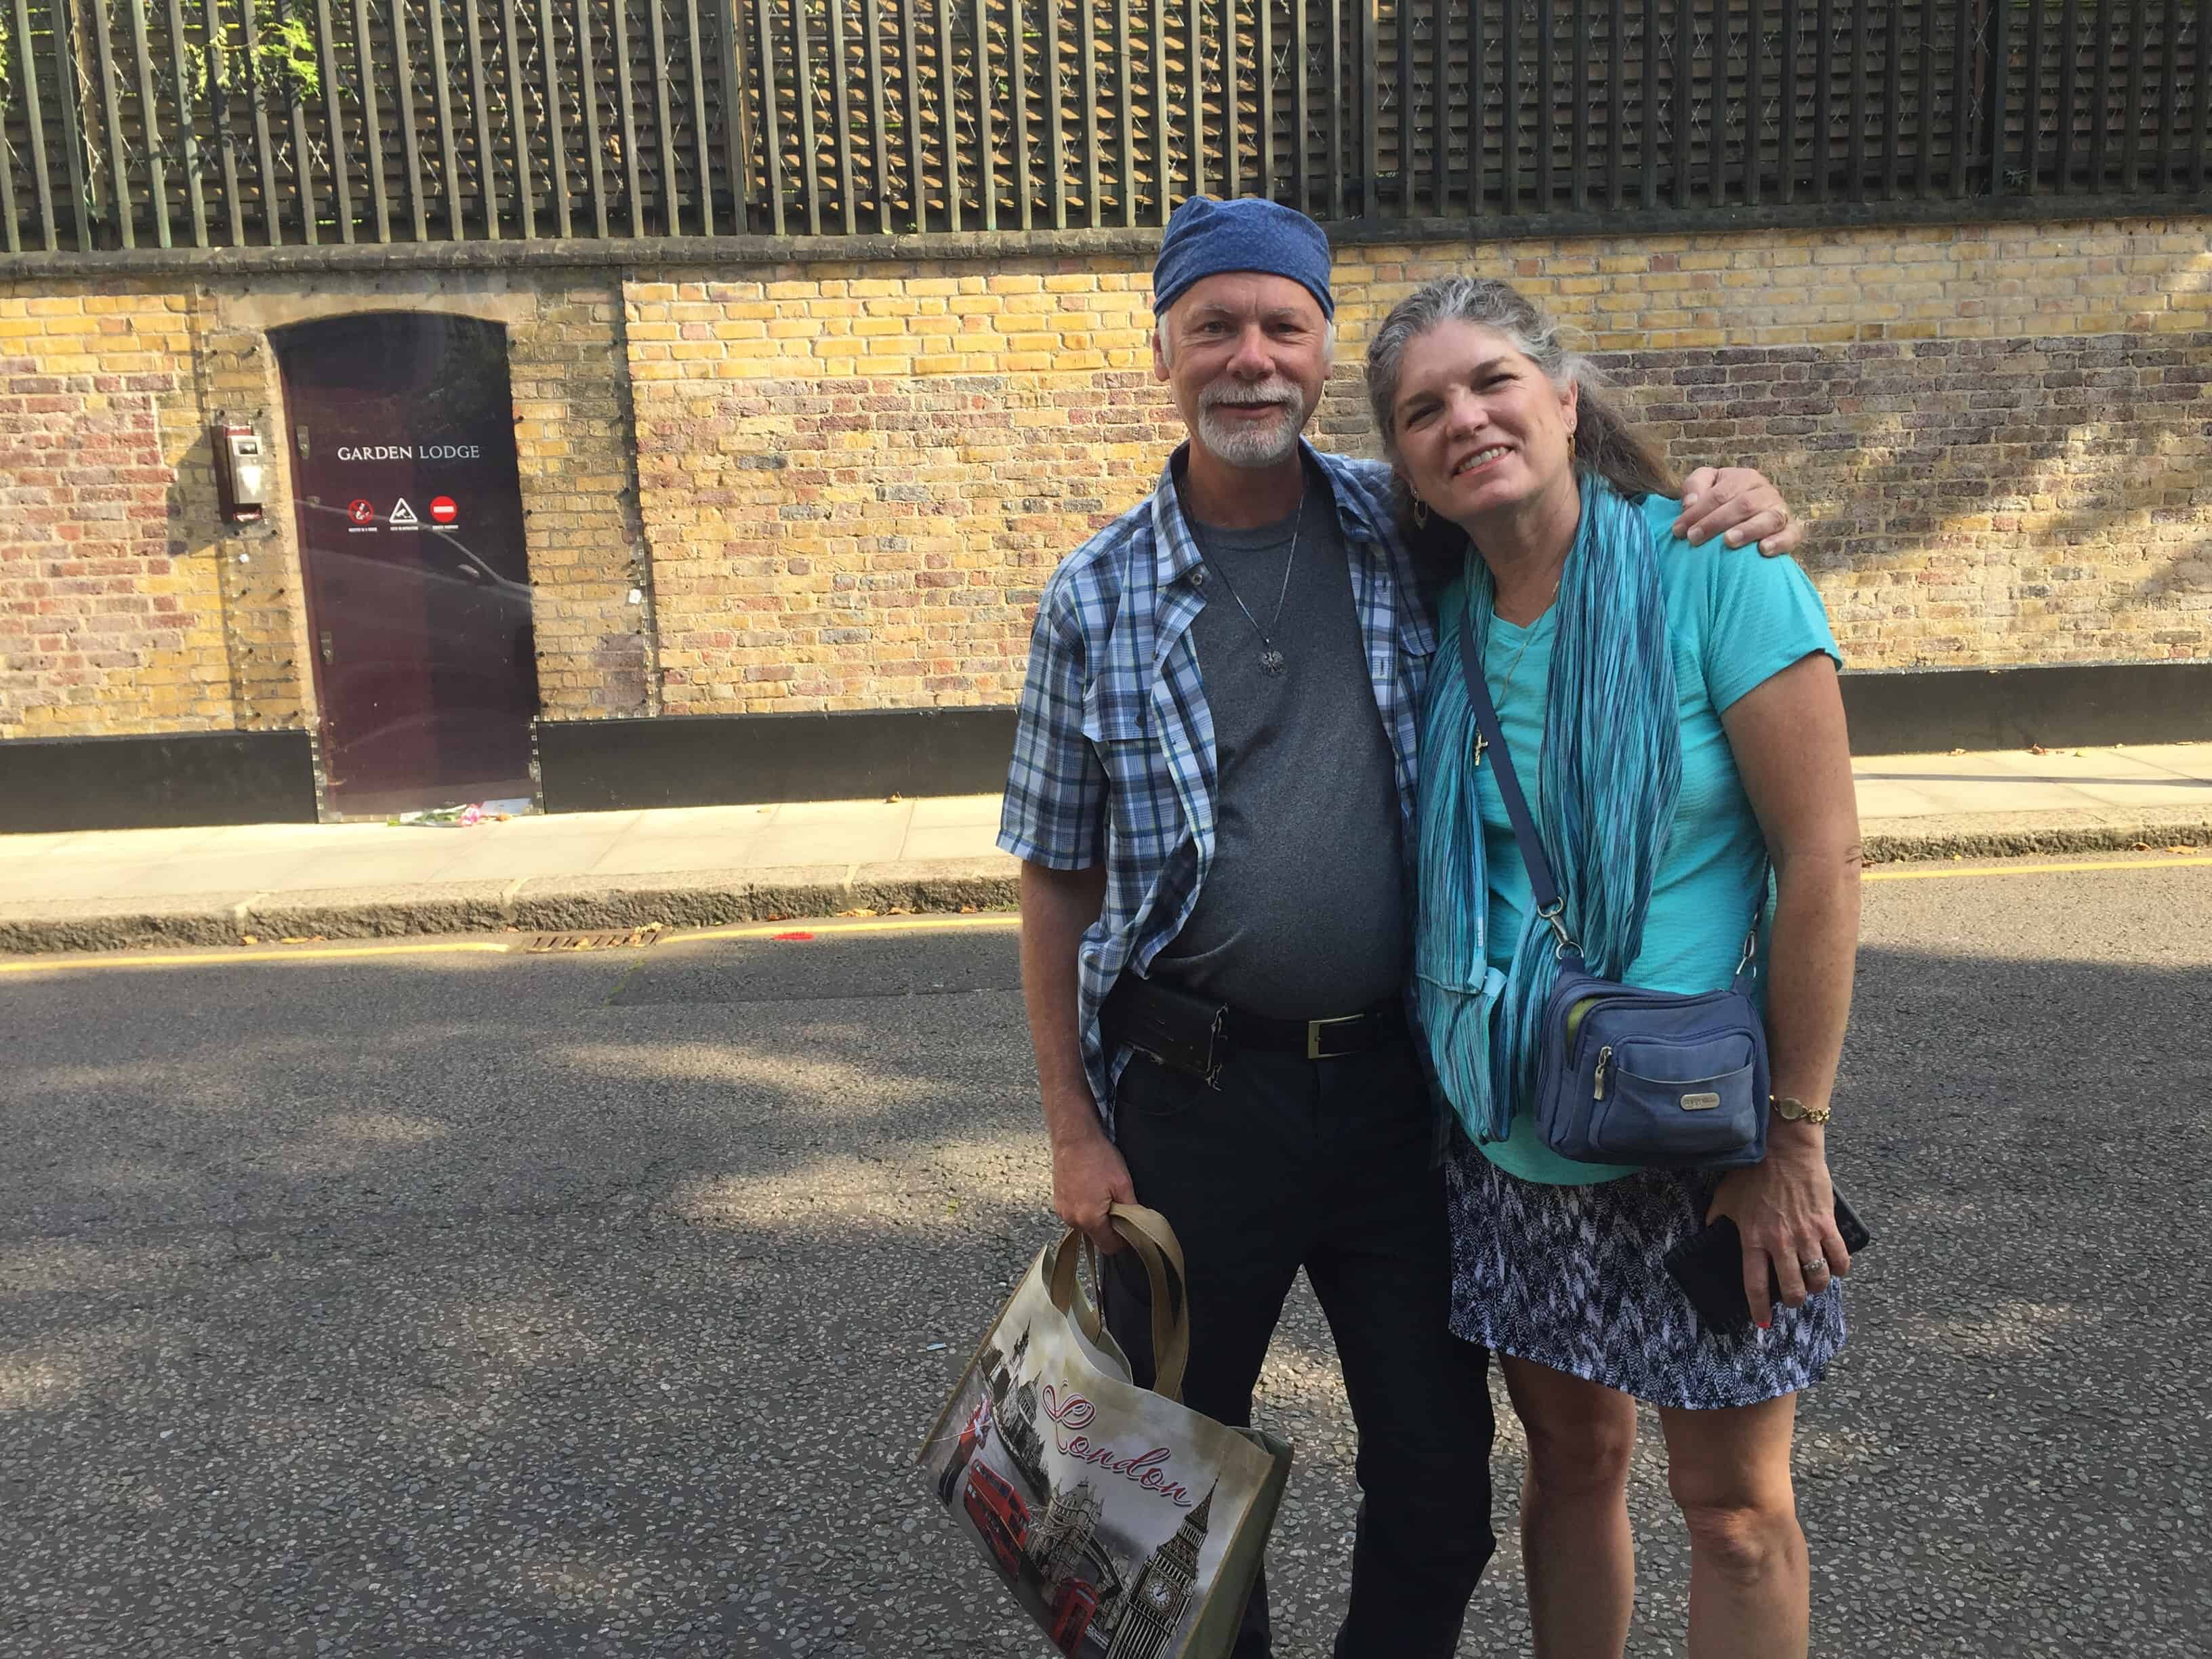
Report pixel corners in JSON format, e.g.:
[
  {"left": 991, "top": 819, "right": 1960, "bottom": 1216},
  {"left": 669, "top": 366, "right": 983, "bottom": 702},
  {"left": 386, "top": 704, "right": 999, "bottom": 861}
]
[{"left": 916, "top": 1204, "right": 1292, "bottom": 1659}]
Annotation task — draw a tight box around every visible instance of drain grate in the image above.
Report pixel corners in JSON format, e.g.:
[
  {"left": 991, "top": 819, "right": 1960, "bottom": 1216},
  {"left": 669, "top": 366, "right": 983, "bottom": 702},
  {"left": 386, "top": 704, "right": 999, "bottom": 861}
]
[{"left": 523, "top": 924, "right": 666, "bottom": 954}]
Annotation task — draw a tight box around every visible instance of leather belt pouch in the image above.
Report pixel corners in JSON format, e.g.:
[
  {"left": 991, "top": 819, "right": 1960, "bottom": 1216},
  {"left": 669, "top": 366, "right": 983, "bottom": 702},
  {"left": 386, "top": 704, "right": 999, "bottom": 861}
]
[{"left": 1104, "top": 977, "right": 1226, "bottom": 1083}]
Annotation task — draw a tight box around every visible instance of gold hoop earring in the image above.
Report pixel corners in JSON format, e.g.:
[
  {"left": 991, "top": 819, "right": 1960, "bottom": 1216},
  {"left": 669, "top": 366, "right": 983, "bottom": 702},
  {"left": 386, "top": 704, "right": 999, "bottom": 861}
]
[{"left": 1412, "top": 497, "right": 1431, "bottom": 529}]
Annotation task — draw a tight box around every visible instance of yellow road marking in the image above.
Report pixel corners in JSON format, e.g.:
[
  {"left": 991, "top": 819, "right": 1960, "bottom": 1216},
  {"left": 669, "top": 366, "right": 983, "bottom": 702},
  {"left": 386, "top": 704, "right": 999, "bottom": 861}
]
[
  {"left": 0, "top": 914, "right": 1023, "bottom": 975},
  {"left": 0, "top": 940, "right": 514, "bottom": 975},
  {"left": 679, "top": 913, "right": 1022, "bottom": 943},
  {"left": 1866, "top": 854, "right": 2207, "bottom": 881}
]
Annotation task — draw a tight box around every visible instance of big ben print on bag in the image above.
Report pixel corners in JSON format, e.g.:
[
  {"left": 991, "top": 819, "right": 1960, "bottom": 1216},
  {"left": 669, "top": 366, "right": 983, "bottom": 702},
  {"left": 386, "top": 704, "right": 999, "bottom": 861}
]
[{"left": 917, "top": 1205, "right": 1292, "bottom": 1658}]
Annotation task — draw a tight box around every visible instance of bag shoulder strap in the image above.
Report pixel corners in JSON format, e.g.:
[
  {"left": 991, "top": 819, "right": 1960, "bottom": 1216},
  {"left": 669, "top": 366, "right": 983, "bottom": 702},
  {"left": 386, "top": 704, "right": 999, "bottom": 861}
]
[
  {"left": 1455, "top": 595, "right": 1572, "bottom": 949},
  {"left": 1454, "top": 589, "right": 1766, "bottom": 983}
]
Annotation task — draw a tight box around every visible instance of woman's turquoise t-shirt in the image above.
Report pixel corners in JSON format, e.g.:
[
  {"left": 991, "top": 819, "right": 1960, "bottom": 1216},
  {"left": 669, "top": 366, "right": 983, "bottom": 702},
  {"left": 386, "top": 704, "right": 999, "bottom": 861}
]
[{"left": 1462, "top": 494, "right": 1842, "bottom": 1185}]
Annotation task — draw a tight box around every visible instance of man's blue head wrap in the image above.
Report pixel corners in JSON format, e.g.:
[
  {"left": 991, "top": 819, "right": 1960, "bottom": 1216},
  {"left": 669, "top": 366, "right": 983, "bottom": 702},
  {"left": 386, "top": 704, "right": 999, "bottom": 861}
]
[{"left": 1150, "top": 196, "right": 1334, "bottom": 323}]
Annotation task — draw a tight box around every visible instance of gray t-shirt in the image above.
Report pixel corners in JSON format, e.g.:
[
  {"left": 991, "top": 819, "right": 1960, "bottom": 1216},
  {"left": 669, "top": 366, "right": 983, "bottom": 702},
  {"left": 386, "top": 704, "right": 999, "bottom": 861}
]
[{"left": 1149, "top": 467, "right": 1408, "bottom": 1017}]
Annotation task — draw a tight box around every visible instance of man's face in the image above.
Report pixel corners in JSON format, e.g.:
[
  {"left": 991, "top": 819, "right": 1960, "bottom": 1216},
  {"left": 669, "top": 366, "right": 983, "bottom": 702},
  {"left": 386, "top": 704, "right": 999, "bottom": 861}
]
[{"left": 1151, "top": 273, "right": 1332, "bottom": 470}]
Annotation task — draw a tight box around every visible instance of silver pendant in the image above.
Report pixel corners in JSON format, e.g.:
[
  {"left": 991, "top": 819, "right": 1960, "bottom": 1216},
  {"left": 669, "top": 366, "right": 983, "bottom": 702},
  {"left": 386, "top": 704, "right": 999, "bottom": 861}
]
[{"left": 1260, "top": 647, "right": 1286, "bottom": 675}]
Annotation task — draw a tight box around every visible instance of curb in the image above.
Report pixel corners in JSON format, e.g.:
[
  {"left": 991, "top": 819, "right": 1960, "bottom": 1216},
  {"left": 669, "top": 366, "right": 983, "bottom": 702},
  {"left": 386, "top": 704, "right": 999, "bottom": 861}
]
[
  {"left": 0, "top": 857, "right": 1025, "bottom": 956},
  {"left": 1859, "top": 805, "right": 2212, "bottom": 863},
  {"left": 3, "top": 811, "right": 2209, "bottom": 957}
]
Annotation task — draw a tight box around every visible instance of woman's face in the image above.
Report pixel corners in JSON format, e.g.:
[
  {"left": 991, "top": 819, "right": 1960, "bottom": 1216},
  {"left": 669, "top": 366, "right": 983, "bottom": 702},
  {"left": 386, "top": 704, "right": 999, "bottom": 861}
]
[{"left": 1389, "top": 320, "right": 1579, "bottom": 527}]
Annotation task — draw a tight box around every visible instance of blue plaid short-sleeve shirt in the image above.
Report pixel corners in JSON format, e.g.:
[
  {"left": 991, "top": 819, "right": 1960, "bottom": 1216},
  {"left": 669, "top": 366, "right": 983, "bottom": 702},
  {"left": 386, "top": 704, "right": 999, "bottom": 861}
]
[{"left": 998, "top": 442, "right": 1440, "bottom": 1135}]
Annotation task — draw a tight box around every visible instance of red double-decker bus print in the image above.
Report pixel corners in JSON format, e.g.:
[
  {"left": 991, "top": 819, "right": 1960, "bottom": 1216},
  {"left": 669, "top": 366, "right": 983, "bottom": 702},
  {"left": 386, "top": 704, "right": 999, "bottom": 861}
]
[{"left": 962, "top": 1461, "right": 1031, "bottom": 1577}]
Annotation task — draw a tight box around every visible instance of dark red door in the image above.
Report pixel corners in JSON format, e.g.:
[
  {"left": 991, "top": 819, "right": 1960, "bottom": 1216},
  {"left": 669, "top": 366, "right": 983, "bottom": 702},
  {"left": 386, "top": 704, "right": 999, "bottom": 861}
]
[{"left": 274, "top": 313, "right": 539, "bottom": 817}]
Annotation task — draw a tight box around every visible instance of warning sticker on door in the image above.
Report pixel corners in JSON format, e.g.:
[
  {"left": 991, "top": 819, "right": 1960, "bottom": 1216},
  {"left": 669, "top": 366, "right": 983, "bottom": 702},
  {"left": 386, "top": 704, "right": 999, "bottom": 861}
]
[
  {"left": 430, "top": 496, "right": 459, "bottom": 525},
  {"left": 347, "top": 499, "right": 375, "bottom": 526},
  {"left": 389, "top": 496, "right": 419, "bottom": 527}
]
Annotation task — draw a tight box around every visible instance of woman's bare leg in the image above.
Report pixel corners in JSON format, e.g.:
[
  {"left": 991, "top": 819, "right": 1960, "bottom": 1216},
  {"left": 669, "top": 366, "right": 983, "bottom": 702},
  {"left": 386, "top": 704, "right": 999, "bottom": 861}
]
[
  {"left": 1500, "top": 1355, "right": 1640, "bottom": 1659},
  {"left": 1656, "top": 1393, "right": 1808, "bottom": 1659}
]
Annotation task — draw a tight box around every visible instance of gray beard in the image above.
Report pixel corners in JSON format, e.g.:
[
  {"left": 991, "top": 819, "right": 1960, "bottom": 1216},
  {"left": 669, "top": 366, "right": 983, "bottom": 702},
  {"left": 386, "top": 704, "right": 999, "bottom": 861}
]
[{"left": 1195, "top": 392, "right": 1308, "bottom": 469}]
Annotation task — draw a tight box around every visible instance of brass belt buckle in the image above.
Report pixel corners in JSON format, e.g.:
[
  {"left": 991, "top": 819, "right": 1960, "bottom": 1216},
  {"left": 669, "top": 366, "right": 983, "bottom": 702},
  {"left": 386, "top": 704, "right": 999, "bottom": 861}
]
[{"left": 1306, "top": 1013, "right": 1364, "bottom": 1061}]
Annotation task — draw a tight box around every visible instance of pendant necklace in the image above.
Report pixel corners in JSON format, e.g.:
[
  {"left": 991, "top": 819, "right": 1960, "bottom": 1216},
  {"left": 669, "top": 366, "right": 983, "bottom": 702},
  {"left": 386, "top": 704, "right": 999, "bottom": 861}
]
[
  {"left": 1473, "top": 575, "right": 1560, "bottom": 769},
  {"left": 1492, "top": 571, "right": 1562, "bottom": 701},
  {"left": 1203, "top": 490, "right": 1304, "bottom": 676}
]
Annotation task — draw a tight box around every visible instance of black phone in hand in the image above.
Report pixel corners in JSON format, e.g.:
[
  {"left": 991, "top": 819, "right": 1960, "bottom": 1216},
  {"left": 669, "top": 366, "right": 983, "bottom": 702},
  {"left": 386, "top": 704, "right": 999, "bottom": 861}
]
[{"left": 1662, "top": 1189, "right": 1872, "bottom": 1336}]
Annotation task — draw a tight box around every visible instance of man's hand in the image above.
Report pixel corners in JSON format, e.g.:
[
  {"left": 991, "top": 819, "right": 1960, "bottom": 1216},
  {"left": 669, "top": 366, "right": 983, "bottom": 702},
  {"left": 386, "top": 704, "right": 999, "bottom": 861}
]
[
  {"left": 1674, "top": 466, "right": 1805, "bottom": 557},
  {"left": 1051, "top": 1118, "right": 1136, "bottom": 1255}
]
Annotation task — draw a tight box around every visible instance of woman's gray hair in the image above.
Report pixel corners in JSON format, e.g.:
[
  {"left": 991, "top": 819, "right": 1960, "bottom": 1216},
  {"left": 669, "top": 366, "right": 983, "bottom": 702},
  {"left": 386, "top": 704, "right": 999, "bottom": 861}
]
[{"left": 1362, "top": 275, "right": 1676, "bottom": 506}]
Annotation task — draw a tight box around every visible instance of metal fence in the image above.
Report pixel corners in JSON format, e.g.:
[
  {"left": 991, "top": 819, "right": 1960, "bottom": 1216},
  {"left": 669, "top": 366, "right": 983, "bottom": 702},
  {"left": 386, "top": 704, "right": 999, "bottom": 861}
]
[{"left": 0, "top": 1, "right": 2205, "bottom": 254}]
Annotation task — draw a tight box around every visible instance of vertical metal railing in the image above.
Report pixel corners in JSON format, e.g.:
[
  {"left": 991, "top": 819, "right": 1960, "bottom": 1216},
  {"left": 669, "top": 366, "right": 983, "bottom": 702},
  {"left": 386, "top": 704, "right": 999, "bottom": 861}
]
[{"left": 0, "top": 1, "right": 2207, "bottom": 251}]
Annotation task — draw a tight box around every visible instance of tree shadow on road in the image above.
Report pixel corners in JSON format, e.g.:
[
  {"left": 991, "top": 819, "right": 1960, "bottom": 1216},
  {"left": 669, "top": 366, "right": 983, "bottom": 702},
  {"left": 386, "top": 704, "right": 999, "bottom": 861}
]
[{"left": 1, "top": 926, "right": 2207, "bottom": 1657}]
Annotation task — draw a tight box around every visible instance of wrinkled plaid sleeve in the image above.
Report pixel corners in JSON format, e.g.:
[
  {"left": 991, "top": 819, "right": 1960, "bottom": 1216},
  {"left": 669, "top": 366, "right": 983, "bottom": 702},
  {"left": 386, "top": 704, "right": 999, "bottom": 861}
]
[{"left": 998, "top": 581, "right": 1106, "bottom": 869}]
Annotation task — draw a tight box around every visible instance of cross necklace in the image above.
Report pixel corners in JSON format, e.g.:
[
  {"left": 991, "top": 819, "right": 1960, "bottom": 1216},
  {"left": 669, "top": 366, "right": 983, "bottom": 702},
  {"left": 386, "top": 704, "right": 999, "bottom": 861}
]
[
  {"left": 1202, "top": 489, "right": 1305, "bottom": 676},
  {"left": 1472, "top": 579, "right": 1559, "bottom": 769}
]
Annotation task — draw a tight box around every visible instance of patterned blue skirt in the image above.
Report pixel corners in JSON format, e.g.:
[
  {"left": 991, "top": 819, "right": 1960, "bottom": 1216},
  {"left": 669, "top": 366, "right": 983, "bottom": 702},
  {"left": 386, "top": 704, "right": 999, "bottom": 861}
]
[{"left": 1445, "top": 1141, "right": 1847, "bottom": 1410}]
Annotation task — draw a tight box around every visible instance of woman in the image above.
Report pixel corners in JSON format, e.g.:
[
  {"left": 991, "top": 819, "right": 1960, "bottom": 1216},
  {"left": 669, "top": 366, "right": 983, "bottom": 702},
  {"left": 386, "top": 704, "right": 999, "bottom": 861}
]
[{"left": 1366, "top": 276, "right": 1862, "bottom": 1659}]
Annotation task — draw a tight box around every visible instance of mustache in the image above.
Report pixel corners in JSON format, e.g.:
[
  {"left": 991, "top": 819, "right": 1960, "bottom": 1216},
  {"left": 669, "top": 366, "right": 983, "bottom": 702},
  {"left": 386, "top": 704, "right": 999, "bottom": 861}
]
[{"left": 1200, "top": 379, "right": 1302, "bottom": 411}]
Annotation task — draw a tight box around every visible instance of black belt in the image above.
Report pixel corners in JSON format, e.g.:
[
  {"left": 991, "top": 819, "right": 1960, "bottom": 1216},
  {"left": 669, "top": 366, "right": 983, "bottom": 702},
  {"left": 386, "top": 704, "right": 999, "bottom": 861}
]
[
  {"left": 1221, "top": 998, "right": 1405, "bottom": 1059},
  {"left": 1104, "top": 974, "right": 1404, "bottom": 1081}
]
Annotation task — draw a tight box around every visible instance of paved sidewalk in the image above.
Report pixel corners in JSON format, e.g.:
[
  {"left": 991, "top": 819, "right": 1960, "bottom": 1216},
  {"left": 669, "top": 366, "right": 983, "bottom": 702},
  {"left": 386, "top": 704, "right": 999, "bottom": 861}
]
[{"left": 3, "top": 743, "right": 2207, "bottom": 954}]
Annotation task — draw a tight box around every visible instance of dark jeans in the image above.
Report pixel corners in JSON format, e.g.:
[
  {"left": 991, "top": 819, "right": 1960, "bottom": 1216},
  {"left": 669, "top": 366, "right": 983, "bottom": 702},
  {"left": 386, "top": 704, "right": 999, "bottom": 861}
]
[{"left": 1102, "top": 1036, "right": 1496, "bottom": 1659}]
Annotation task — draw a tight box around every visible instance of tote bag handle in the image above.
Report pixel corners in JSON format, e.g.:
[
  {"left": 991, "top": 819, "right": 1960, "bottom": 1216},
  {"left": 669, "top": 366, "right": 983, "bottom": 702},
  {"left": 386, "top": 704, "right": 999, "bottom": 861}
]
[{"left": 1047, "top": 1202, "right": 1193, "bottom": 1402}]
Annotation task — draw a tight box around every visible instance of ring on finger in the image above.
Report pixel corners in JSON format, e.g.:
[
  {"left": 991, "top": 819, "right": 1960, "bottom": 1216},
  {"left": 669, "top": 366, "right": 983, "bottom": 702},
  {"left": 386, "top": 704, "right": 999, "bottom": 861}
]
[{"left": 1801, "top": 1257, "right": 1830, "bottom": 1279}]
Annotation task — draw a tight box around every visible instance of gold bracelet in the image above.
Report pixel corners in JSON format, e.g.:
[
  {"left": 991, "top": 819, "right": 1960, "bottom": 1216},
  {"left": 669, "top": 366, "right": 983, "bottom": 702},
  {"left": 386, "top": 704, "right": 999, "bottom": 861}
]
[{"left": 1771, "top": 1094, "right": 1832, "bottom": 1125}]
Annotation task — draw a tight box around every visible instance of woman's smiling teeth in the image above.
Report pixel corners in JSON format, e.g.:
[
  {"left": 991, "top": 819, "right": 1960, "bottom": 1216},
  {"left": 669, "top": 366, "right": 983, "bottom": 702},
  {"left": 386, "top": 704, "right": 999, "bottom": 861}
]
[{"left": 1453, "top": 445, "right": 1510, "bottom": 476}]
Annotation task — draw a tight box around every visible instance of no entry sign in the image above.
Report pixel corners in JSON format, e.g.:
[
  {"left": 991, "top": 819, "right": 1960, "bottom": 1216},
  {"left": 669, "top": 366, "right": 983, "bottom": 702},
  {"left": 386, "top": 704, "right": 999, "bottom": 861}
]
[{"left": 429, "top": 495, "right": 459, "bottom": 525}]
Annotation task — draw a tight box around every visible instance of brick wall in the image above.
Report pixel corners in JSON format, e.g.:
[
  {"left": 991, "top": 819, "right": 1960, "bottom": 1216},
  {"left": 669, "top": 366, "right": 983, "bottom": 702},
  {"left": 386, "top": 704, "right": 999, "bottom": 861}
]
[
  {"left": 1605, "top": 335, "right": 2212, "bottom": 662},
  {"left": 2, "top": 213, "right": 2206, "bottom": 756},
  {"left": 504, "top": 281, "right": 657, "bottom": 717},
  {"left": 0, "top": 288, "right": 232, "bottom": 736},
  {"left": 625, "top": 269, "right": 1173, "bottom": 710},
  {"left": 623, "top": 216, "right": 2212, "bottom": 716}
]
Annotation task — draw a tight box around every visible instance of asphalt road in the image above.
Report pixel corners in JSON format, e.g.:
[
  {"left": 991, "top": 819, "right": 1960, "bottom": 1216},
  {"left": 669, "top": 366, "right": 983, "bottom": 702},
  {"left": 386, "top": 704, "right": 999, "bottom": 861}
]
[{"left": 1, "top": 856, "right": 2207, "bottom": 1658}]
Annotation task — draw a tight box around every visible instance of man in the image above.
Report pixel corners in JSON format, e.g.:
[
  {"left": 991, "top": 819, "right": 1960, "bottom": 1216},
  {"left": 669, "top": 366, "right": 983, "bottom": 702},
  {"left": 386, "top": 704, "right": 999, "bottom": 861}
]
[{"left": 999, "top": 196, "right": 1801, "bottom": 1658}]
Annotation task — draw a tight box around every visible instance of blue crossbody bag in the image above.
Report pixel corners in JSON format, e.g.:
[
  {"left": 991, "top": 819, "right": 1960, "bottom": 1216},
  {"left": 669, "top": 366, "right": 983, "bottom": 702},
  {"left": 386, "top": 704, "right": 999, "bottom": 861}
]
[{"left": 1456, "top": 605, "right": 1771, "bottom": 1169}]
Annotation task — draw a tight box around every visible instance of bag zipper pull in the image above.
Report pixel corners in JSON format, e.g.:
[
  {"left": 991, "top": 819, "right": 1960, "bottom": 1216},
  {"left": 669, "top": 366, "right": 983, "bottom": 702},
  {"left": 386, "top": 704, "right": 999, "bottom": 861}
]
[{"left": 1593, "top": 1046, "right": 1612, "bottom": 1101}]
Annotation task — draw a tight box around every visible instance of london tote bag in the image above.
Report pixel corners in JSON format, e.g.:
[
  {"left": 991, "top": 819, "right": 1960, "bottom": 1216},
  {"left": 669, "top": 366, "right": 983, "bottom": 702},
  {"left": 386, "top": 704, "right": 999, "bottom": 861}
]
[{"left": 916, "top": 1204, "right": 1292, "bottom": 1659}]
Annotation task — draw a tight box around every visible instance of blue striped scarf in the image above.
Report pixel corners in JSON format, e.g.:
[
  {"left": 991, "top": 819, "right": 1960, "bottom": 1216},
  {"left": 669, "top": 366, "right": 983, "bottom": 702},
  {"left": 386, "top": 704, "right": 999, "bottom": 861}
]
[{"left": 1415, "top": 474, "right": 1683, "bottom": 1142}]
